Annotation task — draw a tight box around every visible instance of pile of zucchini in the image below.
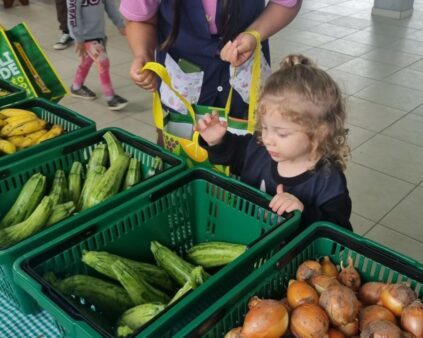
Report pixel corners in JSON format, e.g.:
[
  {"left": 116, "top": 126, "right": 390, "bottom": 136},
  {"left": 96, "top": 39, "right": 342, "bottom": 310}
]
[
  {"left": 0, "top": 131, "right": 162, "bottom": 248},
  {"left": 46, "top": 241, "right": 247, "bottom": 337}
]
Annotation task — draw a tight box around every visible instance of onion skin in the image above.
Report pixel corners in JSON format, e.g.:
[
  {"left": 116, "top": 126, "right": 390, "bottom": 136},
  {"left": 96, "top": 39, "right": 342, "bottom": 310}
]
[
  {"left": 360, "top": 319, "right": 403, "bottom": 338},
  {"left": 358, "top": 282, "right": 386, "bottom": 306},
  {"left": 241, "top": 297, "right": 288, "bottom": 338},
  {"left": 310, "top": 274, "right": 339, "bottom": 294},
  {"left": 327, "top": 328, "right": 346, "bottom": 338},
  {"left": 337, "top": 320, "right": 359, "bottom": 337},
  {"left": 225, "top": 327, "right": 243, "bottom": 338},
  {"left": 401, "top": 300, "right": 423, "bottom": 338},
  {"left": 359, "top": 305, "right": 397, "bottom": 330},
  {"left": 378, "top": 284, "right": 417, "bottom": 317},
  {"left": 296, "top": 260, "right": 322, "bottom": 282},
  {"left": 337, "top": 257, "right": 361, "bottom": 292},
  {"left": 319, "top": 284, "right": 360, "bottom": 326},
  {"left": 290, "top": 303, "right": 329, "bottom": 338},
  {"left": 287, "top": 280, "right": 319, "bottom": 309},
  {"left": 321, "top": 257, "right": 339, "bottom": 277}
]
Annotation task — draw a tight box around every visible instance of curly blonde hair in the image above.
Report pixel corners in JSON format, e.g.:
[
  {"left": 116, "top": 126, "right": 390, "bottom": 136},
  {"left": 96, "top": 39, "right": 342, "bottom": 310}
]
[{"left": 256, "top": 54, "right": 350, "bottom": 170}]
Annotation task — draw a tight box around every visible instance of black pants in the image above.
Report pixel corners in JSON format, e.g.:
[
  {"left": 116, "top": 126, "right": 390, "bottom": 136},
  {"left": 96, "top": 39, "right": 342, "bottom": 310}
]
[{"left": 55, "top": 0, "right": 68, "bottom": 34}]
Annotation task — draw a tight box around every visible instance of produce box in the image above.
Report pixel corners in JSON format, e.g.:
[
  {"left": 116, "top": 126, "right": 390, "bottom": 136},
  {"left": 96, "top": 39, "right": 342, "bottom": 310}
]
[
  {"left": 13, "top": 168, "right": 301, "bottom": 337},
  {"left": 0, "top": 78, "right": 26, "bottom": 107},
  {"left": 0, "top": 127, "right": 184, "bottom": 314},
  {"left": 177, "top": 222, "right": 423, "bottom": 337},
  {"left": 0, "top": 98, "right": 95, "bottom": 170}
]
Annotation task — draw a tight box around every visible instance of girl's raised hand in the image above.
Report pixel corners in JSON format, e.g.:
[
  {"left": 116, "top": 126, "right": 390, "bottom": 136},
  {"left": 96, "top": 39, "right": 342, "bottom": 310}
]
[
  {"left": 269, "top": 184, "right": 304, "bottom": 216},
  {"left": 130, "top": 56, "right": 157, "bottom": 92},
  {"left": 195, "top": 111, "right": 227, "bottom": 146}
]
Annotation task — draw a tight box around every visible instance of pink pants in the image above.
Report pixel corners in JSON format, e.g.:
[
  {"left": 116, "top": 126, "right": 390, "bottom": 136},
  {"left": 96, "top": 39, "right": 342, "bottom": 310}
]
[{"left": 73, "top": 40, "right": 114, "bottom": 98}]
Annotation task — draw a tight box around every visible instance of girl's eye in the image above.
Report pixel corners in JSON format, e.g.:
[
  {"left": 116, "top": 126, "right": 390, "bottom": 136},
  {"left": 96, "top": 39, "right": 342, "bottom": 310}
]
[
  {"left": 261, "top": 126, "right": 268, "bottom": 131},
  {"left": 277, "top": 133, "right": 288, "bottom": 138}
]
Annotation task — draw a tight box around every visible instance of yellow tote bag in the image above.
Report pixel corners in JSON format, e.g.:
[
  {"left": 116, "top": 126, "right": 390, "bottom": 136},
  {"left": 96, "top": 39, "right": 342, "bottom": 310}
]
[{"left": 144, "top": 31, "right": 262, "bottom": 174}]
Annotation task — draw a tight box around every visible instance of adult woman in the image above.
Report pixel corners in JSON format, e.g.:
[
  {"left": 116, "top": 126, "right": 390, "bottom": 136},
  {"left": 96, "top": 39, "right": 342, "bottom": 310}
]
[{"left": 120, "top": 0, "right": 301, "bottom": 119}]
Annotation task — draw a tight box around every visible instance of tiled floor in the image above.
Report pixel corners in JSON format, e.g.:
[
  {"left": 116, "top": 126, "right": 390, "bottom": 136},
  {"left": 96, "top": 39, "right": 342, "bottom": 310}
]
[{"left": 1, "top": 0, "right": 423, "bottom": 262}]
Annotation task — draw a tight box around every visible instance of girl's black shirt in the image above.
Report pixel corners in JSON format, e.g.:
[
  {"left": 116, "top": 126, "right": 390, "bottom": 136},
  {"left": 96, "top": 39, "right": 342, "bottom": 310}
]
[{"left": 200, "top": 132, "right": 353, "bottom": 231}]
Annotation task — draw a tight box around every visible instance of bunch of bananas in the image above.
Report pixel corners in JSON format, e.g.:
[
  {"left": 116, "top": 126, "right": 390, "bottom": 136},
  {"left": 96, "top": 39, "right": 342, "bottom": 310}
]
[{"left": 0, "top": 108, "right": 64, "bottom": 155}]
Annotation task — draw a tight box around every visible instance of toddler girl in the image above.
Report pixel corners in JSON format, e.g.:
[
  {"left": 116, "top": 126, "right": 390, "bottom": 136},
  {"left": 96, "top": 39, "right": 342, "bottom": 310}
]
[{"left": 197, "top": 54, "right": 352, "bottom": 230}]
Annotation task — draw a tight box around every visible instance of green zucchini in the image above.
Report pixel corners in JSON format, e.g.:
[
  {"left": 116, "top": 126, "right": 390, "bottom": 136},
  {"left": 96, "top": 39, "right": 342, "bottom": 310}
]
[
  {"left": 0, "top": 172, "right": 46, "bottom": 229},
  {"left": 46, "top": 201, "right": 75, "bottom": 227},
  {"left": 116, "top": 303, "right": 165, "bottom": 336},
  {"left": 123, "top": 158, "right": 141, "bottom": 190},
  {"left": 103, "top": 131, "right": 125, "bottom": 165},
  {"left": 112, "top": 260, "right": 170, "bottom": 305},
  {"left": 186, "top": 241, "right": 247, "bottom": 268},
  {"left": 68, "top": 161, "right": 83, "bottom": 205},
  {"left": 78, "top": 165, "right": 106, "bottom": 211},
  {"left": 49, "top": 170, "right": 68, "bottom": 207}
]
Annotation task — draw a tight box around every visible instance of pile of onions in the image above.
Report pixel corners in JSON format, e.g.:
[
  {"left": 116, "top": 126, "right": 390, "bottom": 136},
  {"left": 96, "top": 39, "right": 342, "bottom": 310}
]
[
  {"left": 321, "top": 257, "right": 339, "bottom": 278},
  {"left": 310, "top": 274, "right": 339, "bottom": 294},
  {"left": 359, "top": 305, "right": 397, "bottom": 330},
  {"left": 360, "top": 320, "right": 403, "bottom": 338},
  {"left": 239, "top": 297, "right": 289, "bottom": 338}
]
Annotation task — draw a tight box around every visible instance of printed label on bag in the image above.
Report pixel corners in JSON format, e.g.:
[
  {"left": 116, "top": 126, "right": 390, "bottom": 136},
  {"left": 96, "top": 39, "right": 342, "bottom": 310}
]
[{"left": 0, "top": 50, "right": 33, "bottom": 97}]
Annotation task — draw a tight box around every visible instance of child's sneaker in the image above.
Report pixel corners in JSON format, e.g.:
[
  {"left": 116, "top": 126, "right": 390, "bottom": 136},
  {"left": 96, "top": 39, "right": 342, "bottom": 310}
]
[
  {"left": 107, "top": 95, "right": 128, "bottom": 111},
  {"left": 54, "top": 33, "right": 73, "bottom": 50},
  {"left": 70, "top": 85, "right": 97, "bottom": 100}
]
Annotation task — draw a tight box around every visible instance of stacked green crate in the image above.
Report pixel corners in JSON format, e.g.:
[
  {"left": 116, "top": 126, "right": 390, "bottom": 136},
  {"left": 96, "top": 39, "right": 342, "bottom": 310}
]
[
  {"left": 13, "top": 168, "right": 301, "bottom": 337},
  {"left": 0, "top": 127, "right": 184, "bottom": 314},
  {"left": 0, "top": 79, "right": 26, "bottom": 107}
]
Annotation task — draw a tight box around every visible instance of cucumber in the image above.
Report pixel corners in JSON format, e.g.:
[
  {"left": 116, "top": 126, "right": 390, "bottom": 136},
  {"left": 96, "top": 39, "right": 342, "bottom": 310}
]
[
  {"left": 81, "top": 250, "right": 175, "bottom": 293},
  {"left": 0, "top": 196, "right": 53, "bottom": 248},
  {"left": 0, "top": 173, "right": 46, "bottom": 229},
  {"left": 186, "top": 241, "right": 247, "bottom": 268},
  {"left": 112, "top": 260, "right": 170, "bottom": 305}
]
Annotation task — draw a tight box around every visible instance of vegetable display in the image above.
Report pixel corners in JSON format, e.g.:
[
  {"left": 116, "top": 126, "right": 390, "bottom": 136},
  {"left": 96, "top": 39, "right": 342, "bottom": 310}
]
[
  {"left": 224, "top": 256, "right": 422, "bottom": 337},
  {"left": 0, "top": 131, "right": 155, "bottom": 248}
]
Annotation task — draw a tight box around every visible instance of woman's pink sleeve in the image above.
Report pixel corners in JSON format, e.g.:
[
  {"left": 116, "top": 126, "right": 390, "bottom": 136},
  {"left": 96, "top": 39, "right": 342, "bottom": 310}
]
[
  {"left": 271, "top": 0, "right": 299, "bottom": 8},
  {"left": 119, "top": 0, "right": 160, "bottom": 21}
]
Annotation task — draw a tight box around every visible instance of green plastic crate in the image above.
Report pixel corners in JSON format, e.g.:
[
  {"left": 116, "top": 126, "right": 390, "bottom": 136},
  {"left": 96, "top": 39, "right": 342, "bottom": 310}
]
[
  {"left": 178, "top": 222, "right": 423, "bottom": 338},
  {"left": 0, "top": 97, "right": 95, "bottom": 170},
  {"left": 13, "top": 168, "right": 301, "bottom": 337},
  {"left": 0, "top": 78, "right": 26, "bottom": 107},
  {"left": 0, "top": 127, "right": 184, "bottom": 314}
]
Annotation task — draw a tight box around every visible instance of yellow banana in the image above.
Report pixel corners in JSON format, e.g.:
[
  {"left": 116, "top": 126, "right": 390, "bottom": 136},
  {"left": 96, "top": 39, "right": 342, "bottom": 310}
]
[
  {"left": 19, "top": 129, "right": 48, "bottom": 148},
  {"left": 36, "top": 124, "right": 64, "bottom": 144},
  {"left": 7, "top": 119, "right": 47, "bottom": 137},
  {"left": 7, "top": 135, "right": 26, "bottom": 149},
  {"left": 0, "top": 139, "right": 16, "bottom": 155},
  {"left": 0, "top": 119, "right": 6, "bottom": 128},
  {"left": 0, "top": 108, "right": 36, "bottom": 118},
  {"left": 1, "top": 115, "right": 38, "bottom": 137},
  {"left": 0, "top": 112, "right": 7, "bottom": 119}
]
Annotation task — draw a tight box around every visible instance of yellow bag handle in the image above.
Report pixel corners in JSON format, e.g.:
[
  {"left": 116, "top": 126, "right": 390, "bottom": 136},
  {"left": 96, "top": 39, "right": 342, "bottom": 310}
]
[{"left": 143, "top": 29, "right": 261, "bottom": 134}]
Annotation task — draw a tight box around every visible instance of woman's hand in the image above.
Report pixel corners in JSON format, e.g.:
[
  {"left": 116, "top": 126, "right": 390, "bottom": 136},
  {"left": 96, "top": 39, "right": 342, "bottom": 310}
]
[
  {"left": 75, "top": 42, "right": 86, "bottom": 58},
  {"left": 220, "top": 32, "right": 257, "bottom": 67},
  {"left": 195, "top": 111, "right": 227, "bottom": 146},
  {"left": 129, "top": 56, "right": 157, "bottom": 92},
  {"left": 269, "top": 184, "right": 304, "bottom": 215}
]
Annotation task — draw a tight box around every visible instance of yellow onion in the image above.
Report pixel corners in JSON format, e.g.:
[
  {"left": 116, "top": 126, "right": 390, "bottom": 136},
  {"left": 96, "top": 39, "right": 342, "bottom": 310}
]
[
  {"left": 327, "top": 328, "right": 346, "bottom": 338},
  {"left": 401, "top": 300, "right": 423, "bottom": 338},
  {"left": 290, "top": 303, "right": 329, "bottom": 338},
  {"left": 378, "top": 284, "right": 417, "bottom": 317},
  {"left": 287, "top": 280, "right": 319, "bottom": 309},
  {"left": 319, "top": 284, "right": 360, "bottom": 326},
  {"left": 280, "top": 297, "right": 292, "bottom": 314},
  {"left": 337, "top": 320, "right": 359, "bottom": 337},
  {"left": 225, "top": 327, "right": 243, "bottom": 338},
  {"left": 296, "top": 260, "right": 322, "bottom": 282},
  {"left": 310, "top": 274, "right": 339, "bottom": 294},
  {"left": 358, "top": 282, "right": 386, "bottom": 305},
  {"left": 337, "top": 257, "right": 361, "bottom": 292},
  {"left": 359, "top": 305, "right": 396, "bottom": 330},
  {"left": 321, "top": 256, "right": 339, "bottom": 277},
  {"left": 241, "top": 297, "right": 288, "bottom": 338},
  {"left": 360, "top": 319, "right": 403, "bottom": 338}
]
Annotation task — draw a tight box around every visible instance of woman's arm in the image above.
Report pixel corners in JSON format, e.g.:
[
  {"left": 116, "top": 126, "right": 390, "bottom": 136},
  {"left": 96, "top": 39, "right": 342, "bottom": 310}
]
[{"left": 125, "top": 16, "right": 158, "bottom": 91}]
